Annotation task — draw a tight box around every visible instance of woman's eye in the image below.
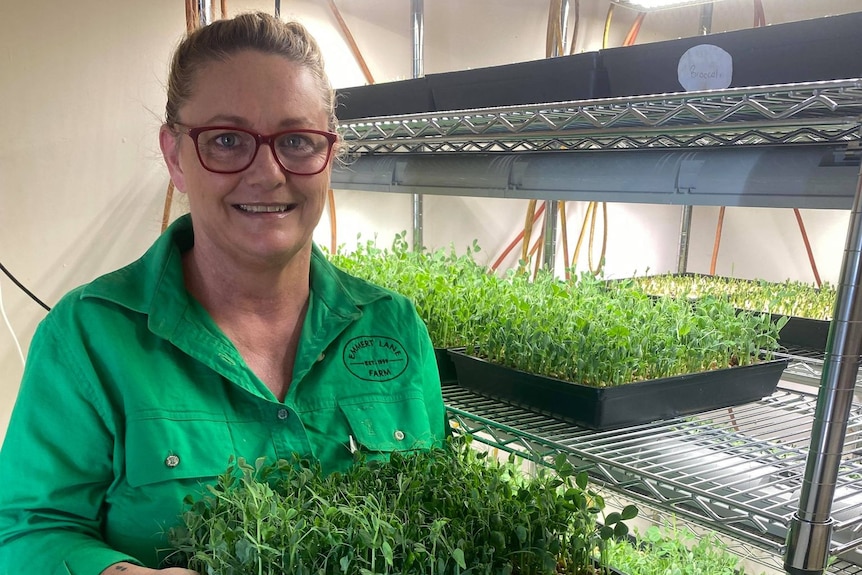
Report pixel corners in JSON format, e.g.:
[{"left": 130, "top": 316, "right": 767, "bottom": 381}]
[
  {"left": 214, "top": 133, "right": 240, "bottom": 148},
  {"left": 279, "top": 134, "right": 314, "bottom": 153},
  {"left": 198, "top": 130, "right": 248, "bottom": 151}
]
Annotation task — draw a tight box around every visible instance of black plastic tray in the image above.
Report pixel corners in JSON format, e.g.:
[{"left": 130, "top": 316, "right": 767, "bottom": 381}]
[
  {"left": 335, "top": 77, "right": 434, "bottom": 120},
  {"left": 426, "top": 51, "right": 602, "bottom": 111},
  {"left": 599, "top": 12, "right": 862, "bottom": 97},
  {"left": 335, "top": 51, "right": 602, "bottom": 121},
  {"left": 770, "top": 313, "right": 829, "bottom": 352},
  {"left": 434, "top": 347, "right": 460, "bottom": 386},
  {"left": 448, "top": 350, "right": 788, "bottom": 430}
]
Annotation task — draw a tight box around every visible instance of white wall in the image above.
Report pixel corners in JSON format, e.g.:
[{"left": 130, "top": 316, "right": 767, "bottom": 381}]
[
  {"left": 1, "top": 0, "right": 859, "bottom": 442},
  {"left": 0, "top": 0, "right": 183, "bottom": 442}
]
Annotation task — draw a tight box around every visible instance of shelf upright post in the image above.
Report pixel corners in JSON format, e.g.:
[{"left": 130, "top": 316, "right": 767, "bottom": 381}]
[
  {"left": 677, "top": 3, "right": 713, "bottom": 274},
  {"left": 698, "top": 2, "right": 713, "bottom": 36},
  {"left": 411, "top": 0, "right": 424, "bottom": 252},
  {"left": 785, "top": 153, "right": 862, "bottom": 574},
  {"left": 542, "top": 0, "right": 569, "bottom": 272},
  {"left": 198, "top": 0, "right": 212, "bottom": 26},
  {"left": 677, "top": 206, "right": 692, "bottom": 273}
]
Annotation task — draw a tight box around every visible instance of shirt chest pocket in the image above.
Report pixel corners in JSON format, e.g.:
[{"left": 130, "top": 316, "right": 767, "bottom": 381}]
[
  {"left": 124, "top": 416, "right": 236, "bottom": 488},
  {"left": 339, "top": 395, "right": 437, "bottom": 456}
]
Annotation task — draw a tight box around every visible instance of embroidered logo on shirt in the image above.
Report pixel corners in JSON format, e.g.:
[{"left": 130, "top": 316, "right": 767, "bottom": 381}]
[{"left": 343, "top": 336, "right": 409, "bottom": 381}]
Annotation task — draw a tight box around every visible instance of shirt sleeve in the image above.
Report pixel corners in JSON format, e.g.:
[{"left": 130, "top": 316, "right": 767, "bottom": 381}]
[{"left": 0, "top": 310, "right": 141, "bottom": 575}]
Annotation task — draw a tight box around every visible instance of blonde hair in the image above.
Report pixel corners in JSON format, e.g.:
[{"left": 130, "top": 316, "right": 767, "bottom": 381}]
[{"left": 165, "top": 12, "right": 336, "bottom": 131}]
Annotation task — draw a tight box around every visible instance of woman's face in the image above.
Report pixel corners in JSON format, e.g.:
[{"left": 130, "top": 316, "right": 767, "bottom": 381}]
[{"left": 160, "top": 50, "right": 333, "bottom": 269}]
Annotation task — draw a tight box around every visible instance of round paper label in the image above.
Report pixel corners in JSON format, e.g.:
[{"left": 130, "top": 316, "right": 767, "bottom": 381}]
[{"left": 677, "top": 44, "right": 733, "bottom": 91}]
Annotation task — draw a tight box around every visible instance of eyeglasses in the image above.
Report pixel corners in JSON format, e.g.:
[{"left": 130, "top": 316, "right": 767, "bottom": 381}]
[{"left": 173, "top": 123, "right": 338, "bottom": 175}]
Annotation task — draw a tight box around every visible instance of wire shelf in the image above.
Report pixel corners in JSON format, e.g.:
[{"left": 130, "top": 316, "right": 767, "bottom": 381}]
[
  {"left": 340, "top": 79, "right": 862, "bottom": 154},
  {"left": 777, "top": 346, "right": 862, "bottom": 391},
  {"left": 444, "top": 379, "right": 862, "bottom": 562},
  {"left": 832, "top": 559, "right": 862, "bottom": 574},
  {"left": 343, "top": 75, "right": 862, "bottom": 568}
]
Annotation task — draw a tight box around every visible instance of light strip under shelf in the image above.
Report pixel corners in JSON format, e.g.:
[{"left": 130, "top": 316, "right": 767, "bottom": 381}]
[{"left": 611, "top": 0, "right": 731, "bottom": 11}]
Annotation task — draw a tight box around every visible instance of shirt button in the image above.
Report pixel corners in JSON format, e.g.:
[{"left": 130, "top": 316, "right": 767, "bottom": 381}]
[
  {"left": 277, "top": 408, "right": 290, "bottom": 420},
  {"left": 165, "top": 454, "right": 180, "bottom": 468},
  {"left": 316, "top": 353, "right": 325, "bottom": 363},
  {"left": 394, "top": 430, "right": 405, "bottom": 441}
]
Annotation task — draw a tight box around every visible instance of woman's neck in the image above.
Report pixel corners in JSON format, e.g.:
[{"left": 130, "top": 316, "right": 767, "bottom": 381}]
[{"left": 182, "top": 243, "right": 312, "bottom": 321}]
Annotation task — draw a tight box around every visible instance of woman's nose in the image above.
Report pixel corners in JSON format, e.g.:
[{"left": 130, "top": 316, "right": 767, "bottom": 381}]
[{"left": 245, "top": 141, "right": 288, "bottom": 183}]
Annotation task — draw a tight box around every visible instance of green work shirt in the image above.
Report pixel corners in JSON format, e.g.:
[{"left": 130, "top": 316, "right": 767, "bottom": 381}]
[{"left": 0, "top": 214, "right": 447, "bottom": 574}]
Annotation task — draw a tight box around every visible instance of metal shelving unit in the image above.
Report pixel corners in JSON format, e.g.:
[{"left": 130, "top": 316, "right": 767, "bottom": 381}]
[
  {"left": 335, "top": 77, "right": 862, "bottom": 572},
  {"left": 443, "top": 381, "right": 862, "bottom": 571},
  {"left": 340, "top": 79, "right": 862, "bottom": 154},
  {"left": 333, "top": 79, "right": 862, "bottom": 210}
]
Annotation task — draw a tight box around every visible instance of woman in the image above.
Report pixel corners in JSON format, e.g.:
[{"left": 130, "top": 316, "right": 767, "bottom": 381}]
[{"left": 0, "top": 12, "right": 447, "bottom": 575}]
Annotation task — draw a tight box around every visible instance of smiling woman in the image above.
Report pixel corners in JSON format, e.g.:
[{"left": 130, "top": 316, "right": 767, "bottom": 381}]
[
  {"left": 160, "top": 49, "right": 334, "bottom": 275},
  {"left": 0, "top": 12, "right": 448, "bottom": 575}
]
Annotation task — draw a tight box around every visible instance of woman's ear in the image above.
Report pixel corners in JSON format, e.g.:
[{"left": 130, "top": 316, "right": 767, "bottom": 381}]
[{"left": 159, "top": 124, "right": 187, "bottom": 193}]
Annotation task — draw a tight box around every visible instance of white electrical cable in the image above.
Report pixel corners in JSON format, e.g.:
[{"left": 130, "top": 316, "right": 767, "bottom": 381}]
[{"left": 0, "top": 278, "right": 26, "bottom": 369}]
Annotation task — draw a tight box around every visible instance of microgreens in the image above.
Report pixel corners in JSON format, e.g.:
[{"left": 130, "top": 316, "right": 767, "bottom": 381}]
[
  {"left": 627, "top": 273, "right": 836, "bottom": 321},
  {"left": 604, "top": 518, "right": 766, "bottom": 575},
  {"left": 167, "top": 435, "right": 637, "bottom": 575},
  {"left": 328, "top": 238, "right": 786, "bottom": 387}
]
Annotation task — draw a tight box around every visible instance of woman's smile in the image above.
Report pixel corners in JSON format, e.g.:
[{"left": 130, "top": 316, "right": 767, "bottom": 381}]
[{"left": 234, "top": 202, "right": 298, "bottom": 215}]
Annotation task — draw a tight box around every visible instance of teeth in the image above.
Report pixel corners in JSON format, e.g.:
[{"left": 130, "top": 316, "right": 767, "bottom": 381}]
[{"left": 237, "top": 204, "right": 291, "bottom": 213}]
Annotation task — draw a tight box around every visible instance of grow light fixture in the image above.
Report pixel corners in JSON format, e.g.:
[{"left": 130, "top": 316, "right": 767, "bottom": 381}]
[{"left": 611, "top": 0, "right": 731, "bottom": 11}]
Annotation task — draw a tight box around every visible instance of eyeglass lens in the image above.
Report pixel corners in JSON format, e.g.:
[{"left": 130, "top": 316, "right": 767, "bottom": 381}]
[{"left": 195, "top": 128, "right": 332, "bottom": 174}]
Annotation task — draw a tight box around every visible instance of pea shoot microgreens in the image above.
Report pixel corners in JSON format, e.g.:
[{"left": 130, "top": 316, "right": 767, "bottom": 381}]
[
  {"left": 328, "top": 237, "right": 786, "bottom": 388},
  {"left": 167, "top": 435, "right": 637, "bottom": 575},
  {"left": 604, "top": 518, "right": 766, "bottom": 575},
  {"left": 627, "top": 273, "right": 835, "bottom": 321}
]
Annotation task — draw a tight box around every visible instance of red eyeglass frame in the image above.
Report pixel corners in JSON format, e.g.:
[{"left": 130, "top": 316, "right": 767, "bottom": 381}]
[{"left": 172, "top": 123, "right": 339, "bottom": 175}]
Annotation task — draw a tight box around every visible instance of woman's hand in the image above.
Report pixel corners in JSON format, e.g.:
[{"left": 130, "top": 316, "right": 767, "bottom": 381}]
[{"left": 100, "top": 562, "right": 200, "bottom": 574}]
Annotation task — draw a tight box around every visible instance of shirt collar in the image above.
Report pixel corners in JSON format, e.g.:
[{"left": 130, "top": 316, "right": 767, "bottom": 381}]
[{"left": 80, "top": 214, "right": 391, "bottom": 332}]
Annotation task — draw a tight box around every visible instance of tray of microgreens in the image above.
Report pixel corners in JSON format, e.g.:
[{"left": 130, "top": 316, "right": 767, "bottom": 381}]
[
  {"left": 328, "top": 237, "right": 789, "bottom": 429},
  {"left": 621, "top": 273, "right": 835, "bottom": 352},
  {"left": 166, "top": 435, "right": 637, "bottom": 575}
]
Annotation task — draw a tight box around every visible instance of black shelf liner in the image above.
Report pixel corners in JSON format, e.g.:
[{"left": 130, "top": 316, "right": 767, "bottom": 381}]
[{"left": 335, "top": 12, "right": 862, "bottom": 121}]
